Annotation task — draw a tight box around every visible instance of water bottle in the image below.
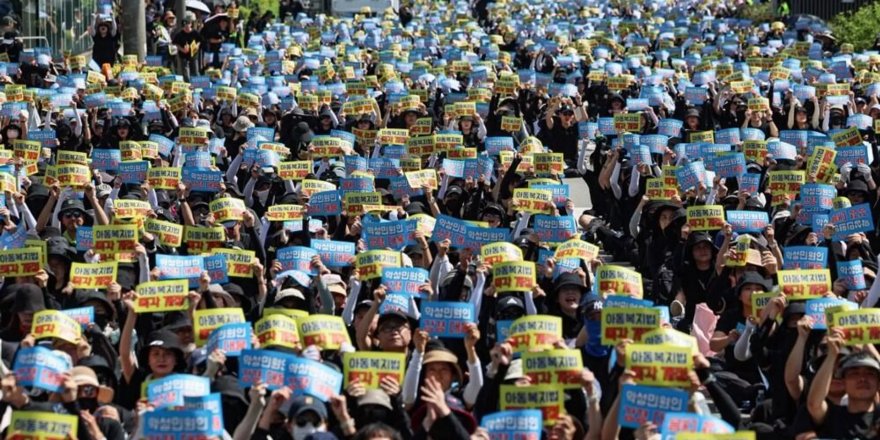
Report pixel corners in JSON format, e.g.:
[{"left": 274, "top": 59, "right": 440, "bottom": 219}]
[{"left": 755, "top": 389, "right": 766, "bottom": 410}]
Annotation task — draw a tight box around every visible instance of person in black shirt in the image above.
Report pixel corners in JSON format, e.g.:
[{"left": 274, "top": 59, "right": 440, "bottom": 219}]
[
  {"left": 809, "top": 347, "right": 880, "bottom": 440},
  {"left": 172, "top": 12, "right": 204, "bottom": 81},
  {"left": 201, "top": 15, "right": 230, "bottom": 69},
  {"left": 539, "top": 96, "right": 582, "bottom": 167},
  {"left": 90, "top": 14, "right": 119, "bottom": 67}
]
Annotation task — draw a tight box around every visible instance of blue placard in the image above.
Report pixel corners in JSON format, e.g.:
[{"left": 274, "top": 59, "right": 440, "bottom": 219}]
[
  {"left": 801, "top": 183, "right": 836, "bottom": 211},
  {"left": 806, "top": 297, "right": 855, "bottom": 330},
  {"left": 618, "top": 384, "right": 689, "bottom": 429},
  {"left": 308, "top": 190, "right": 341, "bottom": 216},
  {"left": 143, "top": 410, "right": 215, "bottom": 439},
  {"left": 344, "top": 155, "right": 367, "bottom": 176},
  {"left": 419, "top": 301, "right": 475, "bottom": 338},
  {"left": 76, "top": 226, "right": 93, "bottom": 252},
  {"left": 156, "top": 254, "right": 205, "bottom": 281},
  {"left": 659, "top": 412, "right": 735, "bottom": 439},
  {"left": 62, "top": 306, "right": 95, "bottom": 330},
  {"left": 658, "top": 119, "right": 684, "bottom": 138},
  {"left": 779, "top": 130, "right": 809, "bottom": 150},
  {"left": 675, "top": 161, "right": 705, "bottom": 191},
  {"left": 276, "top": 246, "right": 318, "bottom": 274},
  {"left": 119, "top": 160, "right": 150, "bottom": 185},
  {"left": 92, "top": 149, "right": 121, "bottom": 171},
  {"left": 783, "top": 246, "right": 828, "bottom": 270},
  {"left": 363, "top": 219, "right": 416, "bottom": 250},
  {"left": 739, "top": 173, "right": 760, "bottom": 195},
  {"left": 186, "top": 151, "right": 213, "bottom": 169},
  {"left": 604, "top": 295, "right": 654, "bottom": 309},
  {"left": 464, "top": 225, "right": 510, "bottom": 251},
  {"left": 149, "top": 134, "right": 175, "bottom": 157},
  {"left": 714, "top": 128, "right": 741, "bottom": 145},
  {"left": 835, "top": 145, "right": 869, "bottom": 167},
  {"left": 182, "top": 168, "right": 223, "bottom": 193},
  {"left": 838, "top": 259, "right": 867, "bottom": 290},
  {"left": 239, "top": 349, "right": 342, "bottom": 400},
  {"left": 830, "top": 203, "right": 874, "bottom": 241},
  {"left": 534, "top": 215, "right": 577, "bottom": 243},
  {"left": 202, "top": 254, "right": 228, "bottom": 287},
  {"left": 206, "top": 323, "right": 252, "bottom": 357},
  {"left": 182, "top": 394, "right": 225, "bottom": 437},
  {"left": 481, "top": 410, "right": 543, "bottom": 439},
  {"left": 432, "top": 214, "right": 469, "bottom": 248},
  {"left": 340, "top": 177, "right": 375, "bottom": 193},
  {"left": 146, "top": 374, "right": 211, "bottom": 408},
  {"left": 530, "top": 184, "right": 570, "bottom": 208},
  {"left": 379, "top": 292, "right": 416, "bottom": 316},
  {"left": 382, "top": 267, "right": 430, "bottom": 297},
  {"left": 726, "top": 210, "right": 768, "bottom": 233},
  {"left": 641, "top": 134, "right": 670, "bottom": 155},
  {"left": 368, "top": 157, "right": 401, "bottom": 178},
  {"left": 29, "top": 129, "right": 57, "bottom": 148},
  {"left": 311, "top": 239, "right": 356, "bottom": 268},
  {"left": 486, "top": 136, "right": 515, "bottom": 155},
  {"left": 710, "top": 152, "right": 746, "bottom": 178},
  {"left": 12, "top": 346, "right": 72, "bottom": 392}
]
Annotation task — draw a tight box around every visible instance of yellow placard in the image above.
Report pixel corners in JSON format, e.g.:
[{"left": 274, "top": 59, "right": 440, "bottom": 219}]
[
  {"left": 778, "top": 269, "right": 831, "bottom": 299},
  {"left": 554, "top": 239, "right": 599, "bottom": 262},
  {"left": 641, "top": 327, "right": 698, "bottom": 355},
  {"left": 278, "top": 161, "right": 312, "bottom": 181},
  {"left": 832, "top": 126, "right": 862, "bottom": 147},
  {"left": 410, "top": 214, "right": 436, "bottom": 238},
  {"left": 404, "top": 169, "right": 438, "bottom": 190},
  {"left": 145, "top": 218, "right": 183, "bottom": 247},
  {"left": 343, "top": 352, "right": 407, "bottom": 389},
  {"left": 613, "top": 113, "right": 642, "bottom": 133},
  {"left": 512, "top": 188, "right": 553, "bottom": 214},
  {"left": 114, "top": 199, "right": 151, "bottom": 219},
  {"left": 377, "top": 128, "right": 410, "bottom": 145},
  {"left": 601, "top": 307, "right": 661, "bottom": 345},
  {"left": 255, "top": 314, "right": 301, "bottom": 349},
  {"left": 832, "top": 308, "right": 880, "bottom": 345},
  {"left": 742, "top": 140, "right": 768, "bottom": 164},
  {"left": 9, "top": 411, "right": 78, "bottom": 440},
  {"left": 407, "top": 135, "right": 436, "bottom": 157},
  {"left": 93, "top": 224, "right": 139, "bottom": 255},
  {"left": 209, "top": 197, "right": 246, "bottom": 223},
  {"left": 344, "top": 191, "right": 382, "bottom": 215},
  {"left": 120, "top": 141, "right": 142, "bottom": 161},
  {"left": 747, "top": 98, "right": 769, "bottom": 112},
  {"left": 499, "top": 385, "right": 565, "bottom": 426},
  {"left": 184, "top": 226, "right": 225, "bottom": 255},
  {"left": 298, "top": 314, "right": 352, "bottom": 350},
  {"left": 13, "top": 139, "right": 40, "bottom": 164},
  {"left": 625, "top": 343, "right": 693, "bottom": 387},
  {"left": 194, "top": 308, "right": 246, "bottom": 345},
  {"left": 262, "top": 307, "right": 309, "bottom": 320},
  {"left": 56, "top": 150, "right": 88, "bottom": 166},
  {"left": 596, "top": 265, "right": 643, "bottom": 298},
  {"left": 501, "top": 116, "right": 522, "bottom": 132},
  {"left": 55, "top": 164, "right": 90, "bottom": 187},
  {"left": 508, "top": 315, "right": 563, "bottom": 352},
  {"left": 70, "top": 262, "right": 118, "bottom": 289},
  {"left": 31, "top": 310, "right": 82, "bottom": 343},
  {"left": 686, "top": 205, "right": 725, "bottom": 231},
  {"left": 212, "top": 248, "right": 255, "bottom": 278},
  {"left": 807, "top": 146, "right": 837, "bottom": 183},
  {"left": 645, "top": 178, "right": 678, "bottom": 200},
  {"left": 750, "top": 291, "right": 777, "bottom": 320},
  {"left": 356, "top": 250, "right": 401, "bottom": 280},
  {"left": 301, "top": 179, "right": 337, "bottom": 197},
  {"left": 409, "top": 118, "right": 433, "bottom": 136},
  {"left": 134, "top": 279, "right": 190, "bottom": 313},
  {"left": 0, "top": 247, "right": 42, "bottom": 277},
  {"left": 688, "top": 130, "right": 715, "bottom": 143},
  {"left": 446, "top": 147, "right": 477, "bottom": 159},
  {"left": 265, "top": 204, "right": 305, "bottom": 222},
  {"left": 522, "top": 349, "right": 583, "bottom": 389},
  {"left": 493, "top": 261, "right": 536, "bottom": 293},
  {"left": 435, "top": 134, "right": 464, "bottom": 152},
  {"left": 310, "top": 136, "right": 346, "bottom": 158},
  {"left": 768, "top": 171, "right": 805, "bottom": 205},
  {"left": 481, "top": 242, "right": 523, "bottom": 266},
  {"left": 533, "top": 153, "right": 564, "bottom": 177},
  {"left": 147, "top": 167, "right": 181, "bottom": 190}
]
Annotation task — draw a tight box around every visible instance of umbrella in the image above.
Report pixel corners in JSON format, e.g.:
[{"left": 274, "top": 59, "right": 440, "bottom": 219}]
[
  {"left": 204, "top": 13, "right": 229, "bottom": 25},
  {"left": 186, "top": 0, "right": 210, "bottom": 14}
]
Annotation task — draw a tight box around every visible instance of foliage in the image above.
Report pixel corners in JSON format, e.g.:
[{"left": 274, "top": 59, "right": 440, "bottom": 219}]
[
  {"left": 830, "top": 2, "right": 880, "bottom": 51},
  {"left": 734, "top": 2, "right": 776, "bottom": 24},
  {"left": 238, "top": 0, "right": 280, "bottom": 23}
]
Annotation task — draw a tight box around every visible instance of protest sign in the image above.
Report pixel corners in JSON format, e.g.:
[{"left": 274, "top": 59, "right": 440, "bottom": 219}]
[
  {"left": 134, "top": 279, "right": 190, "bottom": 313},
  {"left": 596, "top": 265, "right": 643, "bottom": 298},
  {"left": 838, "top": 259, "right": 867, "bottom": 290},
  {"left": 92, "top": 224, "right": 138, "bottom": 254},
  {"left": 625, "top": 344, "right": 694, "bottom": 388},
  {"left": 211, "top": 248, "right": 255, "bottom": 278},
  {"left": 499, "top": 385, "right": 565, "bottom": 426},
  {"left": 145, "top": 219, "right": 183, "bottom": 247},
  {"left": 420, "top": 301, "right": 475, "bottom": 338},
  {"left": 8, "top": 412, "right": 78, "bottom": 440},
  {"left": 726, "top": 210, "right": 769, "bottom": 233},
  {"left": 13, "top": 346, "right": 72, "bottom": 392},
  {"left": 184, "top": 226, "right": 225, "bottom": 255},
  {"left": 830, "top": 203, "right": 874, "bottom": 241},
  {"left": 193, "top": 308, "right": 246, "bottom": 345},
  {"left": 806, "top": 297, "right": 857, "bottom": 330},
  {"left": 363, "top": 219, "right": 416, "bottom": 250},
  {"left": 481, "top": 410, "right": 543, "bottom": 440},
  {"left": 146, "top": 374, "right": 211, "bottom": 408},
  {"left": 255, "top": 314, "right": 301, "bottom": 349},
  {"left": 356, "top": 250, "right": 401, "bottom": 280},
  {"left": 521, "top": 349, "right": 583, "bottom": 389},
  {"left": 482, "top": 242, "right": 524, "bottom": 266},
  {"left": 601, "top": 307, "right": 661, "bottom": 345},
  {"left": 493, "top": 261, "right": 537, "bottom": 293},
  {"left": 0, "top": 247, "right": 42, "bottom": 277},
  {"left": 831, "top": 308, "right": 880, "bottom": 345},
  {"left": 206, "top": 323, "right": 252, "bottom": 356},
  {"left": 343, "top": 352, "right": 407, "bottom": 389},
  {"left": 156, "top": 254, "right": 204, "bottom": 282},
  {"left": 70, "top": 262, "right": 117, "bottom": 289},
  {"left": 778, "top": 269, "right": 831, "bottom": 299},
  {"left": 783, "top": 246, "right": 828, "bottom": 270},
  {"left": 508, "top": 315, "right": 563, "bottom": 352},
  {"left": 618, "top": 384, "right": 689, "bottom": 429},
  {"left": 382, "top": 267, "right": 429, "bottom": 297},
  {"left": 276, "top": 246, "right": 318, "bottom": 274},
  {"left": 660, "top": 412, "right": 736, "bottom": 439},
  {"left": 512, "top": 189, "right": 553, "bottom": 214},
  {"left": 298, "top": 314, "right": 351, "bottom": 349}
]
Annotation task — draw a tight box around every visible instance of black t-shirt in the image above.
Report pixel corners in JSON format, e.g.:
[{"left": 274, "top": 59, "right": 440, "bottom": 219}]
[
  {"left": 817, "top": 402, "right": 880, "bottom": 440},
  {"left": 172, "top": 30, "right": 204, "bottom": 60},
  {"left": 539, "top": 117, "right": 579, "bottom": 162},
  {"left": 92, "top": 32, "right": 119, "bottom": 66},
  {"left": 715, "top": 308, "right": 762, "bottom": 384}
]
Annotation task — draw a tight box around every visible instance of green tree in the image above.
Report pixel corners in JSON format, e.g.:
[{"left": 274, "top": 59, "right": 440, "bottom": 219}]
[{"left": 831, "top": 2, "right": 880, "bottom": 51}]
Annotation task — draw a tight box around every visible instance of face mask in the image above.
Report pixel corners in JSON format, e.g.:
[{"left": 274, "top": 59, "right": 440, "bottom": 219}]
[
  {"left": 256, "top": 189, "right": 271, "bottom": 205},
  {"left": 292, "top": 423, "right": 323, "bottom": 440},
  {"left": 104, "top": 325, "right": 120, "bottom": 345}
]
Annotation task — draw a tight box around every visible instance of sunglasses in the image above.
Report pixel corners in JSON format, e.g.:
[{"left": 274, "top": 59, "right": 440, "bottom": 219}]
[{"left": 63, "top": 211, "right": 82, "bottom": 219}]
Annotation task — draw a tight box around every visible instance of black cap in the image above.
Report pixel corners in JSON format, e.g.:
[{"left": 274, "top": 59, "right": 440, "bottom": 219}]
[{"left": 554, "top": 272, "right": 588, "bottom": 294}]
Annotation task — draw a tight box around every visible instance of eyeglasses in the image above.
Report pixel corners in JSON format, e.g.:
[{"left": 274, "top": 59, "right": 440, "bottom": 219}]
[{"left": 378, "top": 322, "right": 410, "bottom": 334}]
